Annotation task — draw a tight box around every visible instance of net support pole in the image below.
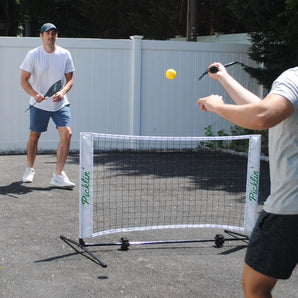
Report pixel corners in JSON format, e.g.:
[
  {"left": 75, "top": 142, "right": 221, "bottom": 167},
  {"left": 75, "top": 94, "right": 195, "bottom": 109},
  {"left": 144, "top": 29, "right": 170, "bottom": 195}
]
[
  {"left": 129, "top": 35, "right": 143, "bottom": 136},
  {"left": 244, "top": 134, "right": 261, "bottom": 233},
  {"left": 79, "top": 132, "right": 94, "bottom": 239}
]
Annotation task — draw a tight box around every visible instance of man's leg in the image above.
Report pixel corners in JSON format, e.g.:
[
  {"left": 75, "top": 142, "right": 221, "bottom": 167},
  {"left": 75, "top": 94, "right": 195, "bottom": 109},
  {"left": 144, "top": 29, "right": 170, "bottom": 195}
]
[
  {"left": 242, "top": 263, "right": 278, "bottom": 298},
  {"left": 56, "top": 126, "right": 72, "bottom": 175},
  {"left": 22, "top": 131, "right": 41, "bottom": 183},
  {"left": 27, "top": 131, "right": 41, "bottom": 167},
  {"left": 50, "top": 106, "right": 75, "bottom": 188}
]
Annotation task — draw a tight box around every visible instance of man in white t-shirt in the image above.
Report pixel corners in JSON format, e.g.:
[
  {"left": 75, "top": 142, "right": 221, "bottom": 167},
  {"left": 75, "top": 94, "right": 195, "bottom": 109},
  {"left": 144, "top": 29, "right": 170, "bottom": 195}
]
[
  {"left": 197, "top": 64, "right": 297, "bottom": 298},
  {"left": 20, "top": 23, "right": 75, "bottom": 188}
]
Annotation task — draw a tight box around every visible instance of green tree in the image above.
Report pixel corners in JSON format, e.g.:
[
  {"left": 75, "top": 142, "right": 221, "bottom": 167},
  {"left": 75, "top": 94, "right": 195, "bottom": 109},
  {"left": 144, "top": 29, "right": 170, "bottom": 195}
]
[
  {"left": 18, "top": 0, "right": 245, "bottom": 39},
  {"left": 0, "top": 0, "right": 20, "bottom": 35},
  {"left": 228, "top": 0, "right": 298, "bottom": 89},
  {"left": 19, "top": 0, "right": 84, "bottom": 37},
  {"left": 72, "top": 0, "right": 187, "bottom": 39},
  {"left": 198, "top": 0, "right": 245, "bottom": 35}
]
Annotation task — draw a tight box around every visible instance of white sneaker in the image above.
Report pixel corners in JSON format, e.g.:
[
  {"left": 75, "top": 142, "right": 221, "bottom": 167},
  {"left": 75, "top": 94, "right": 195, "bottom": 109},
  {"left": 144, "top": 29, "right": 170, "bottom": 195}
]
[
  {"left": 22, "top": 168, "right": 35, "bottom": 183},
  {"left": 50, "top": 171, "right": 75, "bottom": 189}
]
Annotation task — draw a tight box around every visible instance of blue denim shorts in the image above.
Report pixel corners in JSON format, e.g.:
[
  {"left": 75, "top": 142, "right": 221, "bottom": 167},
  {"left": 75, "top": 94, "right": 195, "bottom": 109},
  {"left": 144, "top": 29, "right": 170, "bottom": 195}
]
[
  {"left": 30, "top": 105, "right": 72, "bottom": 133},
  {"left": 245, "top": 210, "right": 298, "bottom": 279}
]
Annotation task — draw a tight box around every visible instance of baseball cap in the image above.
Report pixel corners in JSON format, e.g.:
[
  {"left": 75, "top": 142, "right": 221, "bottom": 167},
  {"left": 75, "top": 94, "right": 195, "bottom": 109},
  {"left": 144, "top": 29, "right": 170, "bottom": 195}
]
[{"left": 40, "top": 23, "right": 58, "bottom": 34}]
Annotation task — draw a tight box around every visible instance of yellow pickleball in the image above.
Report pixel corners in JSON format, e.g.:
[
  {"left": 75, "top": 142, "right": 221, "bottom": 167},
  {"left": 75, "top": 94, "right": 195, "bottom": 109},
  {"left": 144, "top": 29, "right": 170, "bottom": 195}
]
[{"left": 166, "top": 68, "right": 176, "bottom": 80}]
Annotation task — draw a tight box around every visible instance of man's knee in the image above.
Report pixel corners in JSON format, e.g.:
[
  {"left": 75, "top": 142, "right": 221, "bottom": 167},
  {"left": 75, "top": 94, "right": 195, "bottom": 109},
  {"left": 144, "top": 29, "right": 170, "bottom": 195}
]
[
  {"left": 242, "top": 263, "right": 277, "bottom": 298},
  {"left": 58, "top": 127, "right": 72, "bottom": 141},
  {"left": 29, "top": 131, "right": 41, "bottom": 143}
]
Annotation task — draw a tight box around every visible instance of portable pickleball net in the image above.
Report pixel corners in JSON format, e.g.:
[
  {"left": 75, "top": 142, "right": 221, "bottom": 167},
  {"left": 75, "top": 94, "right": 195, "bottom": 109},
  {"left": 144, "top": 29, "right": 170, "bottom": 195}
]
[{"left": 61, "top": 133, "right": 261, "bottom": 267}]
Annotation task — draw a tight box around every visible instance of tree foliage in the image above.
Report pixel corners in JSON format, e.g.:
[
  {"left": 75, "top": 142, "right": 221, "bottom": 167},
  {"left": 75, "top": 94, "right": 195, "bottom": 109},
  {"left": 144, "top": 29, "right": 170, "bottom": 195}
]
[
  {"left": 18, "top": 0, "right": 84, "bottom": 36},
  {"left": 73, "top": 0, "right": 187, "bottom": 40},
  {"left": 15, "top": 0, "right": 244, "bottom": 39},
  {"left": 197, "top": 0, "right": 245, "bottom": 35},
  {"left": 228, "top": 0, "right": 298, "bottom": 89},
  {"left": 0, "top": 0, "right": 19, "bottom": 35}
]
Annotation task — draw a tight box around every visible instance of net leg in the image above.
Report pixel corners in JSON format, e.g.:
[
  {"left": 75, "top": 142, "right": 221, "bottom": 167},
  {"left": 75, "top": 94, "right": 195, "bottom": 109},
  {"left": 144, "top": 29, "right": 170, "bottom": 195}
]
[
  {"left": 224, "top": 230, "right": 249, "bottom": 243},
  {"left": 60, "top": 235, "right": 107, "bottom": 268},
  {"left": 214, "top": 234, "right": 225, "bottom": 247},
  {"left": 120, "top": 237, "right": 130, "bottom": 251}
]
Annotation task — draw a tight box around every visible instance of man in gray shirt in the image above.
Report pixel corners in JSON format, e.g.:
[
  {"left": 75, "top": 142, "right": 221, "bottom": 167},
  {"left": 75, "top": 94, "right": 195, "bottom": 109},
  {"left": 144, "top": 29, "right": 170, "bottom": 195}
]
[{"left": 197, "top": 64, "right": 297, "bottom": 298}]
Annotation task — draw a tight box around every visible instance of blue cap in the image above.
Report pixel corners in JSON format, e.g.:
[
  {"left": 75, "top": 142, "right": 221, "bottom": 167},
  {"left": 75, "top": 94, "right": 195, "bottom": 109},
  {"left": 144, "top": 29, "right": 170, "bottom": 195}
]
[{"left": 40, "top": 23, "right": 57, "bottom": 34}]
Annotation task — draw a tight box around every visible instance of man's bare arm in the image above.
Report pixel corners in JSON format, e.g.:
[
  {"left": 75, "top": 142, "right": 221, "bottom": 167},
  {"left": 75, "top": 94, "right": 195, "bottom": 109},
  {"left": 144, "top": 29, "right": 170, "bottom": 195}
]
[
  {"left": 20, "top": 70, "right": 45, "bottom": 103},
  {"left": 197, "top": 94, "right": 294, "bottom": 130},
  {"left": 208, "top": 63, "right": 262, "bottom": 105}
]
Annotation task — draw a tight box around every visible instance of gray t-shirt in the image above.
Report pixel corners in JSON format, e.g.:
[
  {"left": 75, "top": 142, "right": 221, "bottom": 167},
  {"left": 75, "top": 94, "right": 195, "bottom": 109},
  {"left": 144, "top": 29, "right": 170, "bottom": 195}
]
[{"left": 264, "top": 67, "right": 298, "bottom": 214}]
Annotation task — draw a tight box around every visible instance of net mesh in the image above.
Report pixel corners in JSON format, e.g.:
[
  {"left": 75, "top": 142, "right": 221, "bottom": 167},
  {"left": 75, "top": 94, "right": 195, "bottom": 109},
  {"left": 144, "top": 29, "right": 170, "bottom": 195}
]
[{"left": 87, "top": 134, "right": 255, "bottom": 236}]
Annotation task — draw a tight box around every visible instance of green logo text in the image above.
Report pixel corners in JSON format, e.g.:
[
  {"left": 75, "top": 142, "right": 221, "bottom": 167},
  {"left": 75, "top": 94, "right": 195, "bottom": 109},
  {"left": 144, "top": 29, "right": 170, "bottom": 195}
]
[
  {"left": 249, "top": 170, "right": 259, "bottom": 201},
  {"left": 81, "top": 168, "right": 90, "bottom": 205}
]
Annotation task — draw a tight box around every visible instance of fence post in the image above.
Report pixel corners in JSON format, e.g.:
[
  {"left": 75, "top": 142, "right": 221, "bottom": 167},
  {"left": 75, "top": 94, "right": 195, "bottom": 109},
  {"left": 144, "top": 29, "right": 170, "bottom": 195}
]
[{"left": 129, "top": 35, "right": 143, "bottom": 136}]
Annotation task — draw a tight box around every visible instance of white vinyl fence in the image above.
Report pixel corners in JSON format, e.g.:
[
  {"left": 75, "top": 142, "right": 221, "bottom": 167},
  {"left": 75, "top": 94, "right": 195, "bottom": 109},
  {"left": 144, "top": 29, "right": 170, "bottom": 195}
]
[{"left": 0, "top": 36, "right": 261, "bottom": 152}]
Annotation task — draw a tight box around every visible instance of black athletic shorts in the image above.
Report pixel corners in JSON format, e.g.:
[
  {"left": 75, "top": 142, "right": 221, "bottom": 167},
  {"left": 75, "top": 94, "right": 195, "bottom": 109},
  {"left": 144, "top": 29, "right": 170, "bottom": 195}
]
[{"left": 245, "top": 210, "right": 298, "bottom": 279}]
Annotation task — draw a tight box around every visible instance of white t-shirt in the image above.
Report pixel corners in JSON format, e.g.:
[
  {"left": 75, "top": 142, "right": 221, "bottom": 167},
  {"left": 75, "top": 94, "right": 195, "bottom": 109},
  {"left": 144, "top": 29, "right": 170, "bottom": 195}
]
[
  {"left": 20, "top": 45, "right": 75, "bottom": 111},
  {"left": 264, "top": 67, "right": 298, "bottom": 214}
]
